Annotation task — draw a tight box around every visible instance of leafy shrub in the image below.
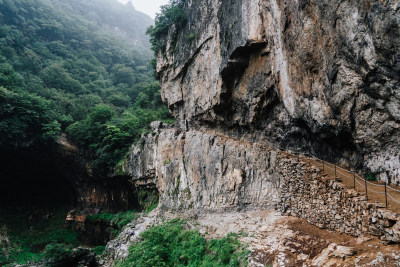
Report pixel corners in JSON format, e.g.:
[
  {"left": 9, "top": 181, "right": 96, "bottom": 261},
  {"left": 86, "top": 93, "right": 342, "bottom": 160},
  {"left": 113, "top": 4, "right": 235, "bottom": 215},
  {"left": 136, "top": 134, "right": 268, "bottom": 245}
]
[
  {"left": 138, "top": 190, "right": 159, "bottom": 213},
  {"left": 0, "top": 86, "right": 61, "bottom": 146},
  {"left": 43, "top": 243, "right": 73, "bottom": 263},
  {"left": 115, "top": 219, "right": 249, "bottom": 267},
  {"left": 86, "top": 210, "right": 138, "bottom": 231},
  {"left": 67, "top": 82, "right": 174, "bottom": 173},
  {"left": 188, "top": 32, "right": 196, "bottom": 40},
  {"left": 93, "top": 246, "right": 105, "bottom": 256},
  {"left": 146, "top": 0, "right": 188, "bottom": 55}
]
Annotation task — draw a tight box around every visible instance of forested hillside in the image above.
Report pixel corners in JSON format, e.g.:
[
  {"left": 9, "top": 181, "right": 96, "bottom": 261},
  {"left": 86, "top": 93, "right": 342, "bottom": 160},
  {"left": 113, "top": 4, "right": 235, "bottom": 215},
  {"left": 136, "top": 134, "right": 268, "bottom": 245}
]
[{"left": 0, "top": 0, "right": 172, "bottom": 172}]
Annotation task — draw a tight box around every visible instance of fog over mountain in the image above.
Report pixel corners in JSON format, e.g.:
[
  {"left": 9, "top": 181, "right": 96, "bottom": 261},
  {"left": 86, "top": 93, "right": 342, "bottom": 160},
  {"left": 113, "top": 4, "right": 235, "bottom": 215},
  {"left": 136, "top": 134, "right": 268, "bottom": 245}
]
[{"left": 116, "top": 0, "right": 169, "bottom": 18}]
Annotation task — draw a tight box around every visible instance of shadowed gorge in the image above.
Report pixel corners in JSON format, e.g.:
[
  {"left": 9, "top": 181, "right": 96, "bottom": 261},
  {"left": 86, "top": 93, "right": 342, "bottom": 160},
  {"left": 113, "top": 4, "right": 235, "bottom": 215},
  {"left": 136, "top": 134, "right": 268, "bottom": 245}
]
[{"left": 0, "top": 147, "right": 77, "bottom": 207}]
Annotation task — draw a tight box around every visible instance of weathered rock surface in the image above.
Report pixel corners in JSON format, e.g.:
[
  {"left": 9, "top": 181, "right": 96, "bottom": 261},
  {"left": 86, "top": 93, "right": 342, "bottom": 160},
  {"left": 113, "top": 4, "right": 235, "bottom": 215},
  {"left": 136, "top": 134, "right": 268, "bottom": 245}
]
[
  {"left": 157, "top": 0, "right": 400, "bottom": 184},
  {"left": 124, "top": 124, "right": 400, "bottom": 243},
  {"left": 125, "top": 124, "right": 281, "bottom": 211}
]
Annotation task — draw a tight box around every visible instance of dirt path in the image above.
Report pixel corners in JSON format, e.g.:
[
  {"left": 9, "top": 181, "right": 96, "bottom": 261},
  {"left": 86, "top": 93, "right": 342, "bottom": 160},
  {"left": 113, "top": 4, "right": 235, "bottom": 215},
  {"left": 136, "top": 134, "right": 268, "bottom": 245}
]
[{"left": 193, "top": 210, "right": 400, "bottom": 266}]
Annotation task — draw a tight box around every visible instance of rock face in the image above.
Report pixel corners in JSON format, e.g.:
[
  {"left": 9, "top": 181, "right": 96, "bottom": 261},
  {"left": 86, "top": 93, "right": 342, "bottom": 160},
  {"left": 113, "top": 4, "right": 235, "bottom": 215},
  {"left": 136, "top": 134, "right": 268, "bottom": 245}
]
[
  {"left": 124, "top": 123, "right": 400, "bottom": 243},
  {"left": 125, "top": 124, "right": 280, "bottom": 211},
  {"left": 157, "top": 0, "right": 400, "bottom": 184}
]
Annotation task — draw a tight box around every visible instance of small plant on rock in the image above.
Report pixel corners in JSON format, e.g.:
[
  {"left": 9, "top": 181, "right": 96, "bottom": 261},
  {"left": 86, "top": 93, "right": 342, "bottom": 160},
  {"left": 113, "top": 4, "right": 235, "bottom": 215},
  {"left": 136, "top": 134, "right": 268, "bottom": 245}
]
[
  {"left": 188, "top": 32, "right": 196, "bottom": 40},
  {"left": 366, "top": 171, "right": 377, "bottom": 181}
]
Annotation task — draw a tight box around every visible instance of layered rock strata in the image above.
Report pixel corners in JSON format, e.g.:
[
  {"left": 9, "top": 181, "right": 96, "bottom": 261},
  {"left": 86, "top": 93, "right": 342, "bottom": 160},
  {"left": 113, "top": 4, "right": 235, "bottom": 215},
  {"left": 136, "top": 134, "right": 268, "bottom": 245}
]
[
  {"left": 125, "top": 123, "right": 280, "bottom": 211},
  {"left": 157, "top": 0, "right": 400, "bottom": 184}
]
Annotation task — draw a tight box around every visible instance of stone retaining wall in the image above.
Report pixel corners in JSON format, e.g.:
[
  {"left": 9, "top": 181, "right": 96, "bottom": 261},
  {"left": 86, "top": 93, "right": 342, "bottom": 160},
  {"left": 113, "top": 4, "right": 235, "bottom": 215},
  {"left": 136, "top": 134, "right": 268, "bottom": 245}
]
[{"left": 276, "top": 155, "right": 400, "bottom": 243}]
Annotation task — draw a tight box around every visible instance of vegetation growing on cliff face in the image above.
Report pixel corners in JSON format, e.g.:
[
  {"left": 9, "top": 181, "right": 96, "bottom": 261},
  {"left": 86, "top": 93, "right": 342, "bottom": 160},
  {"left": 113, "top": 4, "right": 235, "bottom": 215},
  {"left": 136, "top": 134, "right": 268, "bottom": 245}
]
[
  {"left": 146, "top": 0, "right": 188, "bottom": 56},
  {"left": 115, "top": 219, "right": 249, "bottom": 267},
  {"left": 0, "top": 0, "right": 173, "bottom": 172},
  {"left": 86, "top": 210, "right": 138, "bottom": 238}
]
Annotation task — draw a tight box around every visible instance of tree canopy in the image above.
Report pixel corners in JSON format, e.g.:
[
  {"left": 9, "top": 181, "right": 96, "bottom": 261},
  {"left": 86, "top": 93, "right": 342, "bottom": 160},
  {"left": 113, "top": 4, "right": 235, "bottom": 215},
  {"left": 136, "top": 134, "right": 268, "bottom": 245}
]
[{"left": 0, "top": 0, "right": 174, "bottom": 172}]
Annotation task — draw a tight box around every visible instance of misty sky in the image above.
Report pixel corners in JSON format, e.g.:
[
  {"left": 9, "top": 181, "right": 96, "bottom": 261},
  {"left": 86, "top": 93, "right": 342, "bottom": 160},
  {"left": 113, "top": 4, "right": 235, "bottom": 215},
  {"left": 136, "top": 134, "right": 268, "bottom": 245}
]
[{"left": 117, "top": 0, "right": 169, "bottom": 19}]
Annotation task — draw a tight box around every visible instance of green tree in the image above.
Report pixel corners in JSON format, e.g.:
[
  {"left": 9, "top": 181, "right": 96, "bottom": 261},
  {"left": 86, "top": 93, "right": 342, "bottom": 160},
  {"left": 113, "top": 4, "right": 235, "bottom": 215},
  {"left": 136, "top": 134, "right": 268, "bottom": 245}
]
[
  {"left": 146, "top": 0, "right": 188, "bottom": 55},
  {"left": 0, "top": 87, "right": 58, "bottom": 146}
]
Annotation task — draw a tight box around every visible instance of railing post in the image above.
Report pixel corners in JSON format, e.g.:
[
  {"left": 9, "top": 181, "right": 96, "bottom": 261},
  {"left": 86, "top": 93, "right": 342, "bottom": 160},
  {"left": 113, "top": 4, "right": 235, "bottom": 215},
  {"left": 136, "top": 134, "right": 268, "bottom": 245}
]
[
  {"left": 334, "top": 164, "right": 337, "bottom": 180},
  {"left": 353, "top": 173, "right": 356, "bottom": 189},
  {"left": 385, "top": 182, "right": 388, "bottom": 209},
  {"left": 364, "top": 177, "right": 368, "bottom": 201}
]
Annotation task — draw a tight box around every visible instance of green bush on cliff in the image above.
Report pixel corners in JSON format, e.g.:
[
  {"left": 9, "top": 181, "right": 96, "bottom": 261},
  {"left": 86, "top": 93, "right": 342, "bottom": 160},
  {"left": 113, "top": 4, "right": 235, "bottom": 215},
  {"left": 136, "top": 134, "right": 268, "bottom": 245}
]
[
  {"left": 86, "top": 210, "right": 138, "bottom": 231},
  {"left": 115, "top": 219, "right": 249, "bottom": 267},
  {"left": 43, "top": 243, "right": 73, "bottom": 263},
  {"left": 366, "top": 171, "right": 377, "bottom": 181},
  {"left": 93, "top": 245, "right": 105, "bottom": 256},
  {"left": 66, "top": 82, "right": 173, "bottom": 173},
  {"left": 146, "top": 0, "right": 188, "bottom": 55}
]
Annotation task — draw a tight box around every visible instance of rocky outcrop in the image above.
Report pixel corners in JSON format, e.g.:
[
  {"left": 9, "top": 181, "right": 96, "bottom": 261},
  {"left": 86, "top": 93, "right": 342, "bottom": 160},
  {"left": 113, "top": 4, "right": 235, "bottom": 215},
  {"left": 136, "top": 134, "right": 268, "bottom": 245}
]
[
  {"left": 157, "top": 0, "right": 400, "bottom": 184},
  {"left": 124, "top": 124, "right": 400, "bottom": 243},
  {"left": 55, "top": 135, "right": 139, "bottom": 213},
  {"left": 124, "top": 123, "right": 280, "bottom": 211}
]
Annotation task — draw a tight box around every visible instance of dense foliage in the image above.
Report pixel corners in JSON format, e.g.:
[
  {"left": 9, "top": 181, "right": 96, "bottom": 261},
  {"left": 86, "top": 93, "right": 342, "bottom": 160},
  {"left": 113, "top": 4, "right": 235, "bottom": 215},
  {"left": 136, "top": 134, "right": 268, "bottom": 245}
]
[
  {"left": 146, "top": 0, "right": 188, "bottom": 55},
  {"left": 66, "top": 82, "right": 173, "bottom": 171},
  {"left": 0, "top": 0, "right": 173, "bottom": 171},
  {"left": 115, "top": 219, "right": 249, "bottom": 267},
  {"left": 86, "top": 210, "right": 138, "bottom": 234},
  {"left": 0, "top": 207, "right": 79, "bottom": 266}
]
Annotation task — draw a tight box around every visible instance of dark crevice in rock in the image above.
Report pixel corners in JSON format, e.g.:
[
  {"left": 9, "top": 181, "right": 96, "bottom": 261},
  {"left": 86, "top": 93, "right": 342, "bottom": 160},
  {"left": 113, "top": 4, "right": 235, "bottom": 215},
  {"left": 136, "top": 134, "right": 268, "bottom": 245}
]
[
  {"left": 215, "top": 42, "right": 268, "bottom": 122},
  {"left": 222, "top": 42, "right": 267, "bottom": 90}
]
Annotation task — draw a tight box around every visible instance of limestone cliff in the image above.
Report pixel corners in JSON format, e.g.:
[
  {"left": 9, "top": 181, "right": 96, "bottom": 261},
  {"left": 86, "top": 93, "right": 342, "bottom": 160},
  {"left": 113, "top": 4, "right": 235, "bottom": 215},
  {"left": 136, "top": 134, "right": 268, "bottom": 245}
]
[
  {"left": 105, "top": 2, "right": 400, "bottom": 264},
  {"left": 125, "top": 122, "right": 280, "bottom": 211},
  {"left": 121, "top": 0, "right": 400, "bottom": 217},
  {"left": 154, "top": 0, "right": 399, "bottom": 185}
]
